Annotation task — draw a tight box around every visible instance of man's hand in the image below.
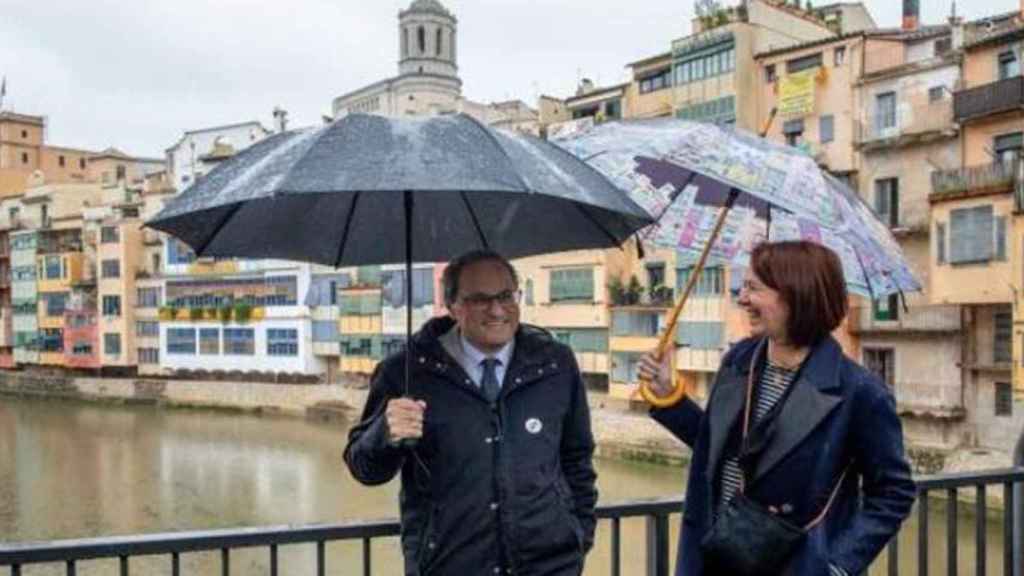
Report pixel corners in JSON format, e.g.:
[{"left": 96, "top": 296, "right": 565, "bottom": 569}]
[{"left": 385, "top": 398, "right": 427, "bottom": 444}]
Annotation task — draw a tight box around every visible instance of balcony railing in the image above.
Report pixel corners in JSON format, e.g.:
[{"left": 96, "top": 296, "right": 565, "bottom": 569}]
[
  {"left": 954, "top": 76, "right": 1024, "bottom": 123},
  {"left": 1, "top": 469, "right": 1021, "bottom": 576},
  {"left": 858, "top": 101, "right": 955, "bottom": 148},
  {"left": 848, "top": 305, "right": 962, "bottom": 334},
  {"left": 931, "top": 161, "right": 1019, "bottom": 199}
]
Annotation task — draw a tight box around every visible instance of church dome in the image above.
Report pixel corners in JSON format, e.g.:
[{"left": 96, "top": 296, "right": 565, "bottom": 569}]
[{"left": 402, "top": 0, "right": 453, "bottom": 18}]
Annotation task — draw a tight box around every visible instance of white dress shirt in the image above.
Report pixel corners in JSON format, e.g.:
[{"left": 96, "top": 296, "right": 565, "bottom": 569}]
[{"left": 439, "top": 326, "right": 514, "bottom": 389}]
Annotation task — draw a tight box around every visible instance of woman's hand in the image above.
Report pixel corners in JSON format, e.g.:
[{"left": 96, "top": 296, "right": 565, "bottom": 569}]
[{"left": 637, "top": 351, "right": 675, "bottom": 399}]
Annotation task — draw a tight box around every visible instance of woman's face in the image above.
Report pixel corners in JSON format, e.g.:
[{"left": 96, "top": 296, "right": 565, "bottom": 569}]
[{"left": 738, "top": 268, "right": 790, "bottom": 343}]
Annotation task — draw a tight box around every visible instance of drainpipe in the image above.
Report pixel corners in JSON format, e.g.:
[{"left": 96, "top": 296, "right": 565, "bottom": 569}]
[{"left": 1015, "top": 424, "right": 1023, "bottom": 576}]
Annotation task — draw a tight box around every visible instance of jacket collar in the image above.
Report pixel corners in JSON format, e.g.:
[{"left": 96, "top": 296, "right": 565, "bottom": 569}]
[{"left": 705, "top": 336, "right": 845, "bottom": 487}]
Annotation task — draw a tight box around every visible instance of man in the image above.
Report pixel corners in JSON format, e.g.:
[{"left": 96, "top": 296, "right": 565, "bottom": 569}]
[{"left": 344, "top": 250, "right": 597, "bottom": 576}]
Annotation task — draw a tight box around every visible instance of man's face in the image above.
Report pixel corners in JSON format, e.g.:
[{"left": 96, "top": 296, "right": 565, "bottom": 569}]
[{"left": 449, "top": 259, "right": 520, "bottom": 353}]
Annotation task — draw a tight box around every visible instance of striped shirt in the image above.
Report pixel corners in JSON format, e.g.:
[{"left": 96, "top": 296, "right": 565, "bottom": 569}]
[{"left": 717, "top": 361, "right": 799, "bottom": 512}]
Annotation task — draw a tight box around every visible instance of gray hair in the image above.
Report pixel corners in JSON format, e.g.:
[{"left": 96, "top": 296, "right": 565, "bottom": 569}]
[{"left": 442, "top": 249, "right": 519, "bottom": 307}]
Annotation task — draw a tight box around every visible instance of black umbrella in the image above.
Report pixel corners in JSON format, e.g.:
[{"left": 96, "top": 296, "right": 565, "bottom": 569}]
[{"left": 147, "top": 113, "right": 653, "bottom": 402}]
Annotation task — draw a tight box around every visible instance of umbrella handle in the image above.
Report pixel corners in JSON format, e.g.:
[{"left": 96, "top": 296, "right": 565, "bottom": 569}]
[{"left": 639, "top": 190, "right": 739, "bottom": 408}]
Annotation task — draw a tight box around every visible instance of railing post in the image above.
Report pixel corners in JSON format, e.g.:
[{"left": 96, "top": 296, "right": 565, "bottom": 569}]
[
  {"left": 645, "top": 514, "right": 670, "bottom": 576},
  {"left": 1014, "top": 427, "right": 1023, "bottom": 576}
]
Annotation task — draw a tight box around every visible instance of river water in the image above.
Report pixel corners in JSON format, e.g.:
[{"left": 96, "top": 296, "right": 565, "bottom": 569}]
[{"left": 0, "top": 397, "right": 1007, "bottom": 575}]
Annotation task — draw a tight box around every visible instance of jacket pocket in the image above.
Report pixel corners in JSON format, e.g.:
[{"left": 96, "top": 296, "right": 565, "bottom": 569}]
[
  {"left": 555, "top": 478, "right": 584, "bottom": 554},
  {"left": 415, "top": 505, "right": 440, "bottom": 574}
]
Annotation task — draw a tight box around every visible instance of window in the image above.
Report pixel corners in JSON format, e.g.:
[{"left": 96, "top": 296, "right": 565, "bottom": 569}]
[
  {"left": 676, "top": 266, "right": 723, "bottom": 296},
  {"left": 552, "top": 328, "right": 608, "bottom": 353},
  {"left": 611, "top": 352, "right": 644, "bottom": 383},
  {"left": 104, "top": 333, "right": 122, "bottom": 356},
  {"left": 21, "top": 152, "right": 28, "bottom": 164},
  {"left": 115, "top": 165, "right": 126, "bottom": 181},
  {"left": 604, "top": 100, "right": 622, "bottom": 120},
  {"left": 435, "top": 28, "right": 442, "bottom": 56},
  {"left": 786, "top": 52, "right": 823, "bottom": 74},
  {"left": 677, "top": 321, "right": 725, "bottom": 349},
  {"left": 820, "top": 115, "right": 835, "bottom": 144},
  {"left": 783, "top": 118, "right": 804, "bottom": 147},
  {"left": 72, "top": 343, "right": 93, "bottom": 356},
  {"left": 550, "top": 268, "right": 594, "bottom": 302},
  {"left": 167, "top": 328, "right": 196, "bottom": 355},
  {"left": 646, "top": 262, "right": 666, "bottom": 289},
  {"left": 936, "top": 222, "right": 946, "bottom": 264},
  {"left": 79, "top": 158, "right": 86, "bottom": 169},
  {"left": 101, "top": 259, "right": 120, "bottom": 279},
  {"left": 834, "top": 46, "right": 846, "bottom": 66},
  {"left": 639, "top": 69, "right": 672, "bottom": 94},
  {"left": 998, "top": 50, "right": 1020, "bottom": 80},
  {"left": 402, "top": 27, "right": 409, "bottom": 57},
  {"left": 313, "top": 321, "right": 340, "bottom": 343},
  {"left": 612, "top": 310, "right": 660, "bottom": 337},
  {"left": 949, "top": 205, "right": 995, "bottom": 264},
  {"left": 765, "top": 64, "right": 777, "bottom": 83},
  {"left": 43, "top": 255, "right": 62, "bottom": 279},
  {"left": 8, "top": 207, "right": 19, "bottom": 222},
  {"left": 199, "top": 328, "right": 219, "bottom": 355},
  {"left": 21, "top": 129, "right": 27, "bottom": 138},
  {"left": 863, "top": 348, "right": 895, "bottom": 387},
  {"left": 993, "top": 132, "right": 1023, "bottom": 165},
  {"left": 874, "top": 178, "right": 899, "bottom": 228},
  {"left": 102, "top": 295, "right": 121, "bottom": 317},
  {"left": 418, "top": 26, "right": 425, "bottom": 53},
  {"left": 136, "top": 321, "right": 159, "bottom": 338},
  {"left": 996, "top": 216, "right": 1008, "bottom": 261},
  {"left": 139, "top": 348, "right": 160, "bottom": 365},
  {"left": 268, "top": 328, "right": 299, "bottom": 356},
  {"left": 40, "top": 205, "right": 48, "bottom": 226},
  {"left": 152, "top": 254, "right": 162, "bottom": 274},
  {"left": 676, "top": 95, "right": 736, "bottom": 125},
  {"left": 929, "top": 86, "right": 945, "bottom": 102},
  {"left": 40, "top": 329, "right": 63, "bottom": 352},
  {"left": 873, "top": 294, "right": 900, "bottom": 321},
  {"left": 100, "top": 226, "right": 119, "bottom": 243},
  {"left": 995, "top": 382, "right": 1013, "bottom": 416},
  {"left": 994, "top": 310, "right": 1012, "bottom": 364},
  {"left": 934, "top": 38, "right": 952, "bottom": 55},
  {"left": 59, "top": 156, "right": 65, "bottom": 167},
  {"left": 43, "top": 293, "right": 67, "bottom": 317},
  {"left": 223, "top": 328, "right": 255, "bottom": 356},
  {"left": 675, "top": 45, "right": 735, "bottom": 85},
  {"left": 137, "top": 287, "right": 161, "bottom": 308},
  {"left": 525, "top": 279, "right": 534, "bottom": 306},
  {"left": 875, "top": 92, "right": 897, "bottom": 131},
  {"left": 167, "top": 239, "right": 195, "bottom": 265}
]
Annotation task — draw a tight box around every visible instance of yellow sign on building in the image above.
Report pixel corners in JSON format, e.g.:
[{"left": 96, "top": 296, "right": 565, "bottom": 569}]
[{"left": 778, "top": 70, "right": 816, "bottom": 118}]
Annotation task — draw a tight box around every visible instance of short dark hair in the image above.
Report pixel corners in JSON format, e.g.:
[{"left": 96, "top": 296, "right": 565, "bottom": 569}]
[
  {"left": 442, "top": 250, "right": 519, "bottom": 307},
  {"left": 750, "top": 241, "right": 848, "bottom": 348}
]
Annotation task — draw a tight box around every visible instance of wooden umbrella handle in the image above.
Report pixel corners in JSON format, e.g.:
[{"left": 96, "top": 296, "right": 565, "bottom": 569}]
[{"left": 640, "top": 189, "right": 739, "bottom": 407}]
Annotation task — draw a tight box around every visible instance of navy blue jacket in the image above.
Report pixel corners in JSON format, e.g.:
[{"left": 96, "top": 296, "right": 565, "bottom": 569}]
[
  {"left": 344, "top": 316, "right": 597, "bottom": 576},
  {"left": 652, "top": 337, "right": 915, "bottom": 576}
]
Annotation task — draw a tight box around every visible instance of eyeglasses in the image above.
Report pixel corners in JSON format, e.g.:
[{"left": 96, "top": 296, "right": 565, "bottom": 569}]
[{"left": 458, "top": 289, "right": 521, "bottom": 309}]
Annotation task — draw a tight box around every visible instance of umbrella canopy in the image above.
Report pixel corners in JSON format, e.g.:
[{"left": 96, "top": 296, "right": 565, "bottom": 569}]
[
  {"left": 148, "top": 113, "right": 652, "bottom": 266},
  {"left": 552, "top": 118, "right": 921, "bottom": 299}
]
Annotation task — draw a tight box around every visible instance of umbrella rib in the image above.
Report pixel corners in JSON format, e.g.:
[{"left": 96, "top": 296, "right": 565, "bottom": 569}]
[
  {"left": 852, "top": 246, "right": 877, "bottom": 300},
  {"left": 334, "top": 192, "right": 362, "bottom": 268},
  {"left": 572, "top": 201, "right": 623, "bottom": 249},
  {"left": 459, "top": 191, "right": 490, "bottom": 250},
  {"left": 192, "top": 202, "right": 245, "bottom": 257}
]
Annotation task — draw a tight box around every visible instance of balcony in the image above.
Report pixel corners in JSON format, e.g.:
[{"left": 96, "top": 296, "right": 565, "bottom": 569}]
[
  {"left": 857, "top": 101, "right": 956, "bottom": 150},
  {"left": 848, "top": 305, "right": 962, "bottom": 335},
  {"left": 930, "top": 161, "right": 1020, "bottom": 201},
  {"left": 953, "top": 76, "right": 1024, "bottom": 124}
]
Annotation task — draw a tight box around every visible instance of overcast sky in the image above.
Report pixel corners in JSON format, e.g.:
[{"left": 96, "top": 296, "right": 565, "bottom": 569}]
[{"left": 0, "top": 0, "right": 1017, "bottom": 158}]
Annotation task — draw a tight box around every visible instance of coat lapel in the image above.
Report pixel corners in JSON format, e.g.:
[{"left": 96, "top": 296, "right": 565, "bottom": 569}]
[
  {"left": 704, "top": 366, "right": 748, "bottom": 482},
  {"left": 748, "top": 337, "right": 845, "bottom": 486}
]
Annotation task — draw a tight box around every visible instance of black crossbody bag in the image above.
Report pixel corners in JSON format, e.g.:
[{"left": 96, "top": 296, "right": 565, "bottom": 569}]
[{"left": 701, "top": 341, "right": 848, "bottom": 575}]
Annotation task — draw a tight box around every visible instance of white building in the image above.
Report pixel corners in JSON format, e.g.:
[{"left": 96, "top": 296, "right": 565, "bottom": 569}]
[
  {"left": 331, "top": 0, "right": 539, "bottom": 133},
  {"left": 164, "top": 121, "right": 272, "bottom": 191}
]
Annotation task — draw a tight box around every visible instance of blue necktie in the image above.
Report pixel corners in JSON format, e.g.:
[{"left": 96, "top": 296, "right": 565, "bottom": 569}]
[{"left": 480, "top": 358, "right": 501, "bottom": 403}]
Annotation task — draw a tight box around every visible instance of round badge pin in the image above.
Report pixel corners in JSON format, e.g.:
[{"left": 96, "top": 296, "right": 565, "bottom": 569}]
[{"left": 525, "top": 418, "right": 543, "bottom": 434}]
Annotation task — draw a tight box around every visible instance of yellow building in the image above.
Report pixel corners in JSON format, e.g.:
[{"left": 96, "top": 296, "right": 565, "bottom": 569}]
[{"left": 338, "top": 274, "right": 384, "bottom": 376}]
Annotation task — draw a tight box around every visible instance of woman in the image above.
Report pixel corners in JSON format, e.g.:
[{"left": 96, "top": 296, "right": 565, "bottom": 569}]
[{"left": 639, "top": 241, "right": 915, "bottom": 576}]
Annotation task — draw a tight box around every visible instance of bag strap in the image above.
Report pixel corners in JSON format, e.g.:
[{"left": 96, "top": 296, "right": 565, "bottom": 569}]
[{"left": 739, "top": 338, "right": 851, "bottom": 530}]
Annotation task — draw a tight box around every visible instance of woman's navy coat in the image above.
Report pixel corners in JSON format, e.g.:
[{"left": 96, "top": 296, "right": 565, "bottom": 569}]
[{"left": 652, "top": 337, "right": 916, "bottom": 575}]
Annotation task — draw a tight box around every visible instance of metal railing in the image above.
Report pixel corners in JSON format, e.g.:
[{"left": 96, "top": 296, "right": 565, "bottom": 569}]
[
  {"left": 954, "top": 76, "right": 1024, "bottom": 123},
  {"left": 2, "top": 469, "right": 1022, "bottom": 576},
  {"left": 858, "top": 101, "right": 955, "bottom": 146},
  {"left": 931, "top": 161, "right": 1019, "bottom": 198},
  {"left": 848, "top": 305, "right": 962, "bottom": 335}
]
